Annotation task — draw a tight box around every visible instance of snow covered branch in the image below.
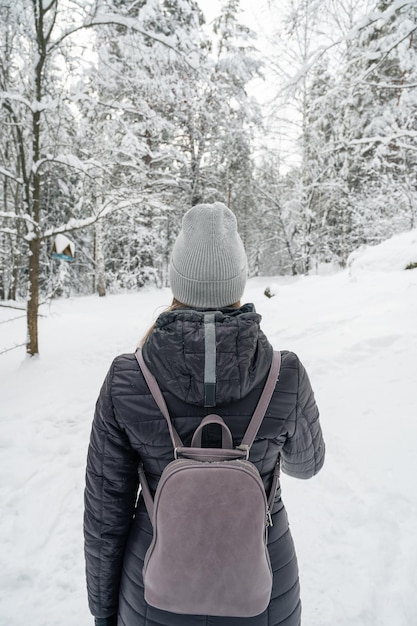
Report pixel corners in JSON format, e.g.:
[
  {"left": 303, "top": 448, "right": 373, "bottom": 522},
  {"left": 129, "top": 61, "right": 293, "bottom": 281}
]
[
  {"left": 345, "top": 1, "right": 413, "bottom": 41},
  {"left": 49, "top": 11, "right": 197, "bottom": 67},
  {"left": 0, "top": 303, "right": 26, "bottom": 311},
  {"left": 0, "top": 314, "right": 26, "bottom": 325},
  {"left": 40, "top": 198, "right": 143, "bottom": 240},
  {"left": 33, "top": 154, "right": 102, "bottom": 176},
  {"left": 0, "top": 212, "right": 38, "bottom": 227},
  {"left": 0, "top": 167, "right": 24, "bottom": 185},
  {"left": 336, "top": 131, "right": 417, "bottom": 149},
  {"left": 0, "top": 342, "right": 26, "bottom": 355}
]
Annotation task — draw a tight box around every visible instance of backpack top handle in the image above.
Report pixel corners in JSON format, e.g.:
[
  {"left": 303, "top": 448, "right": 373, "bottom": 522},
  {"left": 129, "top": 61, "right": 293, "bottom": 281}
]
[{"left": 191, "top": 414, "right": 234, "bottom": 449}]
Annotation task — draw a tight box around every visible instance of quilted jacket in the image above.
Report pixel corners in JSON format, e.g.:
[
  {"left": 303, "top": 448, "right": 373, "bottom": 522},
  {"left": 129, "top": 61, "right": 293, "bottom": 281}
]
[{"left": 84, "top": 304, "right": 325, "bottom": 626}]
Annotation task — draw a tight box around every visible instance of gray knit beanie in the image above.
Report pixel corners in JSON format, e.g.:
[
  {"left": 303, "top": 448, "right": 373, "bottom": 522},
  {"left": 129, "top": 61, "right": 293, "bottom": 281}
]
[{"left": 169, "top": 202, "right": 248, "bottom": 308}]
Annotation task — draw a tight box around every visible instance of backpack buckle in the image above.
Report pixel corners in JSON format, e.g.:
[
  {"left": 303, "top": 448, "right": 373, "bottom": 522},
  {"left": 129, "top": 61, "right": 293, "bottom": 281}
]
[{"left": 236, "top": 444, "right": 250, "bottom": 460}]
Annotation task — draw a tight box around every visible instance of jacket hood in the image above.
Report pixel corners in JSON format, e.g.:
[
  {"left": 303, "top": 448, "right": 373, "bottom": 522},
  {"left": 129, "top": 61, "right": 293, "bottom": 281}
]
[{"left": 142, "top": 303, "right": 273, "bottom": 406}]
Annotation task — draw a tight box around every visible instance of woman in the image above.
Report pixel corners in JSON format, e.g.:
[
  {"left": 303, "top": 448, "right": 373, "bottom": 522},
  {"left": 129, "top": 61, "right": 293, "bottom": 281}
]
[{"left": 84, "top": 202, "right": 325, "bottom": 626}]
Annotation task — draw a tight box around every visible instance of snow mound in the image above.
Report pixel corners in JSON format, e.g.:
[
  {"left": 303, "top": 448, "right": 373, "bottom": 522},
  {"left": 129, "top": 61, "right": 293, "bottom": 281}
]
[{"left": 347, "top": 228, "right": 417, "bottom": 273}]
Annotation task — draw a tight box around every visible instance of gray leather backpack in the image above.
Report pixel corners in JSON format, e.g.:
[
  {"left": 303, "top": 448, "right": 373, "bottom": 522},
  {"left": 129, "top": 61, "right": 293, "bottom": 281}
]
[{"left": 136, "top": 349, "right": 281, "bottom": 618}]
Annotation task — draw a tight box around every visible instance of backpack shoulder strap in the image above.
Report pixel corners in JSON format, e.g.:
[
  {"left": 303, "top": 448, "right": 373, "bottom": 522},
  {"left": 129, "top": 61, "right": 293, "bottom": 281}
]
[
  {"left": 237, "top": 351, "right": 281, "bottom": 454},
  {"left": 136, "top": 348, "right": 281, "bottom": 454},
  {"left": 135, "top": 348, "right": 183, "bottom": 449},
  {"left": 136, "top": 348, "right": 281, "bottom": 523}
]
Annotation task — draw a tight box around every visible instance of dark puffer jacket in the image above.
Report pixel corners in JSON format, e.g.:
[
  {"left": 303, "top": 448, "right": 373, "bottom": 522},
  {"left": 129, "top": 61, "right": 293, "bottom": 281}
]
[{"left": 84, "top": 304, "right": 325, "bottom": 626}]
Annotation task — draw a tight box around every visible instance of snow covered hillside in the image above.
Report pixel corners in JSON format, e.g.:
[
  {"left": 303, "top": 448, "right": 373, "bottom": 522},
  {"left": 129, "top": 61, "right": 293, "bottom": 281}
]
[{"left": 1, "top": 231, "right": 417, "bottom": 626}]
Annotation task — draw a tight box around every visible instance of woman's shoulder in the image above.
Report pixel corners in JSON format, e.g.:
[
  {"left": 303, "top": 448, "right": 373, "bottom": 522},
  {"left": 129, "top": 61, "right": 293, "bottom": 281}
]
[
  {"left": 277, "top": 349, "right": 318, "bottom": 409},
  {"left": 275, "top": 349, "right": 315, "bottom": 395},
  {"left": 111, "top": 352, "right": 139, "bottom": 371},
  {"left": 279, "top": 349, "right": 301, "bottom": 370},
  {"left": 107, "top": 352, "right": 149, "bottom": 396}
]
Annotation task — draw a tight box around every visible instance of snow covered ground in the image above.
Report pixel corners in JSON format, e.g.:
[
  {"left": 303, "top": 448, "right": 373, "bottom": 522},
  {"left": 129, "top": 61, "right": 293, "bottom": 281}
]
[{"left": 1, "top": 230, "right": 417, "bottom": 626}]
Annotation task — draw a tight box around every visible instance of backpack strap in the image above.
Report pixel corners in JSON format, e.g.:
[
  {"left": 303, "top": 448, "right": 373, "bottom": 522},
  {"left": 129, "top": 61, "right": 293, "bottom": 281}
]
[
  {"left": 136, "top": 348, "right": 183, "bottom": 450},
  {"left": 136, "top": 348, "right": 281, "bottom": 453},
  {"left": 138, "top": 462, "right": 154, "bottom": 522},
  {"left": 237, "top": 350, "right": 282, "bottom": 517},
  {"left": 237, "top": 350, "right": 282, "bottom": 455}
]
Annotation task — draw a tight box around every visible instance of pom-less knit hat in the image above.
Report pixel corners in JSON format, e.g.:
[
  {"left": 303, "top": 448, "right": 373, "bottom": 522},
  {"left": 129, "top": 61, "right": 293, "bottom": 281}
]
[{"left": 169, "top": 202, "right": 248, "bottom": 308}]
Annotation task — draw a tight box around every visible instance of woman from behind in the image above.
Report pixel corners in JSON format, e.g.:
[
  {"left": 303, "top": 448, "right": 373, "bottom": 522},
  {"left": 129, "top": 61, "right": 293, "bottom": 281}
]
[{"left": 84, "top": 201, "right": 325, "bottom": 626}]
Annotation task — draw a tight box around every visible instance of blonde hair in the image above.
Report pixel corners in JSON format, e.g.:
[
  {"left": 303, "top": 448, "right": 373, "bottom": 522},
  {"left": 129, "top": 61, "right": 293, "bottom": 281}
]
[{"left": 140, "top": 298, "right": 241, "bottom": 347}]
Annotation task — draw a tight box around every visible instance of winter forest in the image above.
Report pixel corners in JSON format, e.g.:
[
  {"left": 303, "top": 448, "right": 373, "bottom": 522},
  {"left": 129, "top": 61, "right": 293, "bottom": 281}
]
[
  {"left": 1, "top": 3, "right": 417, "bottom": 624},
  {"left": 1, "top": 0, "right": 417, "bottom": 355}
]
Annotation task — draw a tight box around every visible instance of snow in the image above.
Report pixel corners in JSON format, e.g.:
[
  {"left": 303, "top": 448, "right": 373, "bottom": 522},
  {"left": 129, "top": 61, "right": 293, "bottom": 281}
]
[
  {"left": 1, "top": 231, "right": 417, "bottom": 626},
  {"left": 348, "top": 227, "right": 417, "bottom": 273}
]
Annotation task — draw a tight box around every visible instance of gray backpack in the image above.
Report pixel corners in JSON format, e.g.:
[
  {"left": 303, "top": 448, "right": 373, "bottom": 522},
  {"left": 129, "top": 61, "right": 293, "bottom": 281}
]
[{"left": 136, "top": 349, "right": 281, "bottom": 618}]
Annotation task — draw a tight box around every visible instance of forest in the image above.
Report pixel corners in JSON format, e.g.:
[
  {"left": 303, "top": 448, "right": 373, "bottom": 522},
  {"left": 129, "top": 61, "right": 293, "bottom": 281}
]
[{"left": 1, "top": 0, "right": 416, "bottom": 354}]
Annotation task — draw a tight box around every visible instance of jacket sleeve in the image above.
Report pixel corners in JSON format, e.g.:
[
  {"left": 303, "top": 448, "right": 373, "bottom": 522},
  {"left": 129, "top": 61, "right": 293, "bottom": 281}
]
[
  {"left": 84, "top": 360, "right": 140, "bottom": 619},
  {"left": 281, "top": 356, "right": 325, "bottom": 479}
]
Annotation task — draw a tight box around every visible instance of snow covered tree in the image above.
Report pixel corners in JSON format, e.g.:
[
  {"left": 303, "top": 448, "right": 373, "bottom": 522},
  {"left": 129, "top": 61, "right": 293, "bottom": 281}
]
[
  {"left": 354, "top": 0, "right": 417, "bottom": 234},
  {"left": 210, "top": 0, "right": 262, "bottom": 217},
  {"left": 78, "top": 0, "right": 262, "bottom": 288},
  {"left": 0, "top": 0, "right": 78, "bottom": 354},
  {"left": 0, "top": 0, "right": 208, "bottom": 353},
  {"left": 266, "top": 0, "right": 417, "bottom": 269},
  {"left": 310, "top": 0, "right": 417, "bottom": 259},
  {"left": 266, "top": 0, "right": 337, "bottom": 271},
  {"left": 82, "top": 0, "right": 206, "bottom": 290},
  {"left": 147, "top": 0, "right": 264, "bottom": 284},
  {"left": 252, "top": 156, "right": 301, "bottom": 276}
]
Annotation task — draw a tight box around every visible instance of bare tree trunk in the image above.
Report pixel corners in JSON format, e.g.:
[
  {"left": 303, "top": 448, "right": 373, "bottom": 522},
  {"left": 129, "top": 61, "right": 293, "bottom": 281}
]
[
  {"left": 26, "top": 129, "right": 42, "bottom": 353},
  {"left": 26, "top": 0, "right": 49, "bottom": 355},
  {"left": 189, "top": 127, "right": 204, "bottom": 206},
  {"left": 94, "top": 219, "right": 106, "bottom": 297},
  {"left": 26, "top": 112, "right": 41, "bottom": 354},
  {"left": 26, "top": 237, "right": 40, "bottom": 354}
]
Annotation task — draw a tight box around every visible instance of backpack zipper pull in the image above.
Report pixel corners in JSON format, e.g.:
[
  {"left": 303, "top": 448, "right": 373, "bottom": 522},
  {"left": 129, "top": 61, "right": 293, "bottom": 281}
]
[{"left": 266, "top": 509, "right": 273, "bottom": 528}]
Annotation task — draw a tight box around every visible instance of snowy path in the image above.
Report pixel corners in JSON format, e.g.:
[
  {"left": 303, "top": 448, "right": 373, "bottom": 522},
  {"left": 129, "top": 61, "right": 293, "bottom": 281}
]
[{"left": 1, "top": 245, "right": 417, "bottom": 625}]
